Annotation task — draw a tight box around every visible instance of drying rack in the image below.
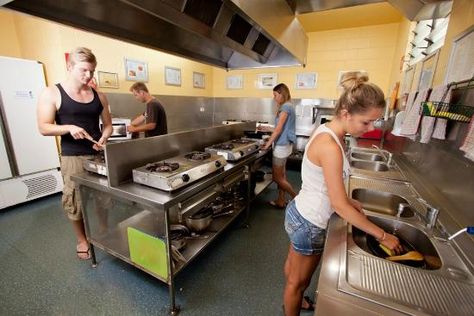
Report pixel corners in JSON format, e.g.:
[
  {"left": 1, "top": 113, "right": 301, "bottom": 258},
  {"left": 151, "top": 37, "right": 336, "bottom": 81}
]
[{"left": 420, "top": 77, "right": 474, "bottom": 123}]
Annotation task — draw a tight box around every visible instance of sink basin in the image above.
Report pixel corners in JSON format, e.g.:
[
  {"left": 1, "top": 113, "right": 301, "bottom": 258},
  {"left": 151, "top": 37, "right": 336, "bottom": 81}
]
[
  {"left": 352, "top": 188, "right": 414, "bottom": 217},
  {"left": 351, "top": 152, "right": 384, "bottom": 161},
  {"left": 352, "top": 215, "right": 441, "bottom": 270},
  {"left": 350, "top": 160, "right": 389, "bottom": 171}
]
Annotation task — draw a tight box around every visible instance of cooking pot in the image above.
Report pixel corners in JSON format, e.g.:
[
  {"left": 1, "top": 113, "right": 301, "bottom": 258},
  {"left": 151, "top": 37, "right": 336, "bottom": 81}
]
[{"left": 186, "top": 207, "right": 213, "bottom": 232}]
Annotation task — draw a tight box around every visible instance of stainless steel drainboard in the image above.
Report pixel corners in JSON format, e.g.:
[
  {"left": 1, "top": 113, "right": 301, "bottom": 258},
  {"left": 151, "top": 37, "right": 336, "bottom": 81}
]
[{"left": 343, "top": 253, "right": 474, "bottom": 315}]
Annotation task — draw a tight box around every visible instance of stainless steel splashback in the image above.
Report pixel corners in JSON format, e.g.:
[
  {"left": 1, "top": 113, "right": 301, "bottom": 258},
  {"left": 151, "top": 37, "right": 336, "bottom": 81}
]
[
  {"left": 105, "top": 122, "right": 255, "bottom": 187},
  {"left": 106, "top": 93, "right": 214, "bottom": 133}
]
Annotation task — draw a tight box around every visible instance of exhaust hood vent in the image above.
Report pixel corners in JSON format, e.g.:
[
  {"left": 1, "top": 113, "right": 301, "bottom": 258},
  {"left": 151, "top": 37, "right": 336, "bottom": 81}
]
[
  {"left": 3, "top": 0, "right": 307, "bottom": 69},
  {"left": 183, "top": 0, "right": 222, "bottom": 27},
  {"left": 252, "top": 33, "right": 271, "bottom": 56},
  {"left": 226, "top": 14, "right": 253, "bottom": 45}
]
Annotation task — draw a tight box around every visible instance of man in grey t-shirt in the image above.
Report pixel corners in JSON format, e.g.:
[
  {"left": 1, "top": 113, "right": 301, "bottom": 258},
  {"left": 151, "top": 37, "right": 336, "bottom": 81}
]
[{"left": 128, "top": 82, "right": 167, "bottom": 137}]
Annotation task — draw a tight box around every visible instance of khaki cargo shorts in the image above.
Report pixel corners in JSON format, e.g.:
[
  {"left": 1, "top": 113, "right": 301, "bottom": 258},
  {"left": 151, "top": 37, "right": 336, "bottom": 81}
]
[{"left": 60, "top": 155, "right": 94, "bottom": 221}]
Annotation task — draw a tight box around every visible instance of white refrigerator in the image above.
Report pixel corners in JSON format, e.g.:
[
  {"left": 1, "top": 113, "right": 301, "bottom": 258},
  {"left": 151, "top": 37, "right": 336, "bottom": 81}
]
[{"left": 0, "top": 56, "right": 62, "bottom": 209}]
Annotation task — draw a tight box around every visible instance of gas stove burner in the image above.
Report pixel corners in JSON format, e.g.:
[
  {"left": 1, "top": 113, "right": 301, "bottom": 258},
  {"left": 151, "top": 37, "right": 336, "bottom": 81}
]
[
  {"left": 213, "top": 143, "right": 234, "bottom": 150},
  {"left": 231, "top": 139, "right": 253, "bottom": 144},
  {"left": 184, "top": 151, "right": 211, "bottom": 161},
  {"left": 146, "top": 162, "right": 180, "bottom": 172}
]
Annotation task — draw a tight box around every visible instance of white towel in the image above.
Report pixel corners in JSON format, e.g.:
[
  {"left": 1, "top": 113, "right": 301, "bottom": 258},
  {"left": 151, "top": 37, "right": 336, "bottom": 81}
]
[
  {"left": 400, "top": 89, "right": 430, "bottom": 137},
  {"left": 420, "top": 116, "right": 436, "bottom": 143},
  {"left": 429, "top": 84, "right": 452, "bottom": 141},
  {"left": 460, "top": 116, "right": 474, "bottom": 162},
  {"left": 431, "top": 118, "right": 448, "bottom": 139}
]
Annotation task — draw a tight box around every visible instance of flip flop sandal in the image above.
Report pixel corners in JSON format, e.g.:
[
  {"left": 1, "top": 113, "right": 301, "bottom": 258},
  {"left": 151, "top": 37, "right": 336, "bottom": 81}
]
[
  {"left": 76, "top": 248, "right": 91, "bottom": 260},
  {"left": 301, "top": 296, "right": 315, "bottom": 311}
]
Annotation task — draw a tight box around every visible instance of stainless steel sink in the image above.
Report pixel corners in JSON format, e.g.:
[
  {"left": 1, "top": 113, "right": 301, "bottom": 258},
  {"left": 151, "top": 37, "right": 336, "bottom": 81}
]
[
  {"left": 350, "top": 160, "right": 389, "bottom": 171},
  {"left": 351, "top": 152, "right": 384, "bottom": 161},
  {"left": 351, "top": 215, "right": 441, "bottom": 270},
  {"left": 352, "top": 188, "right": 414, "bottom": 217}
]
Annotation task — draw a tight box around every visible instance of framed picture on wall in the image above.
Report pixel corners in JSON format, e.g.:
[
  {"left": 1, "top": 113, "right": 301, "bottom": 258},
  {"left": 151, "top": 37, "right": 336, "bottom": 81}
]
[
  {"left": 296, "top": 72, "right": 317, "bottom": 89},
  {"left": 193, "top": 72, "right": 205, "bottom": 89},
  {"left": 226, "top": 75, "right": 243, "bottom": 89},
  {"left": 165, "top": 66, "right": 181, "bottom": 86},
  {"left": 417, "top": 50, "right": 440, "bottom": 90},
  {"left": 257, "top": 73, "right": 277, "bottom": 89},
  {"left": 125, "top": 58, "right": 148, "bottom": 82},
  {"left": 97, "top": 71, "right": 119, "bottom": 89}
]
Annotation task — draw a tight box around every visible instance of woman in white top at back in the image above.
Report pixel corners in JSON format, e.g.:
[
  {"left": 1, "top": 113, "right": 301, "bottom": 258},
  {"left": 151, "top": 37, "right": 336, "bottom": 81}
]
[{"left": 282, "top": 72, "right": 403, "bottom": 316}]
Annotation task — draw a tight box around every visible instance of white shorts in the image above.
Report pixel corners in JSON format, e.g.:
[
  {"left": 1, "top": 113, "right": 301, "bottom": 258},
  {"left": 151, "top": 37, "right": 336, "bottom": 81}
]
[{"left": 273, "top": 143, "right": 293, "bottom": 159}]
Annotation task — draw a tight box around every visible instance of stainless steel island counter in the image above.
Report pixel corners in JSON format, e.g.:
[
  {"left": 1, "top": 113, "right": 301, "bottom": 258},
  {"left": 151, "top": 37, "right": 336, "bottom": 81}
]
[{"left": 71, "top": 123, "right": 273, "bottom": 315}]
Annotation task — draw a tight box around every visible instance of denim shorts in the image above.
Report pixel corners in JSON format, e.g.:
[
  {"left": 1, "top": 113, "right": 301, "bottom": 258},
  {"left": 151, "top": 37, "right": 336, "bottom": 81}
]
[{"left": 284, "top": 200, "right": 327, "bottom": 255}]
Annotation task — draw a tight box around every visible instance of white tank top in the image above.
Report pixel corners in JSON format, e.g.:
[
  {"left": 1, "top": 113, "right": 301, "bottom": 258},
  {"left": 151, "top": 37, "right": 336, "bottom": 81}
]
[{"left": 294, "top": 124, "right": 351, "bottom": 229}]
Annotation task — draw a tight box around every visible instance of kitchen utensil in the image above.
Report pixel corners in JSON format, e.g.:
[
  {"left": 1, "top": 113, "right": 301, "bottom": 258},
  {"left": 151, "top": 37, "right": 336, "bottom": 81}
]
[
  {"left": 85, "top": 135, "right": 102, "bottom": 147},
  {"left": 387, "top": 251, "right": 424, "bottom": 262},
  {"left": 366, "top": 234, "right": 426, "bottom": 268},
  {"left": 185, "top": 207, "right": 213, "bottom": 232}
]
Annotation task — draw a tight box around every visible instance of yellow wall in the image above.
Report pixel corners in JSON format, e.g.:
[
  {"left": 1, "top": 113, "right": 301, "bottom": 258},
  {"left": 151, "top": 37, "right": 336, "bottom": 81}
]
[
  {"left": 213, "top": 23, "right": 402, "bottom": 99},
  {"left": 0, "top": 10, "right": 21, "bottom": 57},
  {"left": 2, "top": 7, "right": 436, "bottom": 102},
  {"left": 0, "top": 8, "right": 214, "bottom": 97}
]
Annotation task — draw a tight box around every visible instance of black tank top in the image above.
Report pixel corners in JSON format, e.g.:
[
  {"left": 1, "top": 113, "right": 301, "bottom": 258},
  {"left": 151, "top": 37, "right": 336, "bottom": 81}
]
[{"left": 55, "top": 84, "right": 103, "bottom": 156}]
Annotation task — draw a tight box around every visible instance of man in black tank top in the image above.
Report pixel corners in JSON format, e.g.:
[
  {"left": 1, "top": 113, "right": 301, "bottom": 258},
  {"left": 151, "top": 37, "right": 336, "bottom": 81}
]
[
  {"left": 37, "top": 47, "right": 112, "bottom": 260},
  {"left": 128, "top": 82, "right": 167, "bottom": 137}
]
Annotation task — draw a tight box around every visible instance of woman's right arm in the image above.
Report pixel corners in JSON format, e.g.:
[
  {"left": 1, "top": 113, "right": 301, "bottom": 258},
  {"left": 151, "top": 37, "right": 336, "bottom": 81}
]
[{"left": 311, "top": 136, "right": 402, "bottom": 252}]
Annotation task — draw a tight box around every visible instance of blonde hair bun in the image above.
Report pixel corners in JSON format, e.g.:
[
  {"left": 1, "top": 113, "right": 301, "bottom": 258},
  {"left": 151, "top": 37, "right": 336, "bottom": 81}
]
[{"left": 340, "top": 71, "right": 369, "bottom": 91}]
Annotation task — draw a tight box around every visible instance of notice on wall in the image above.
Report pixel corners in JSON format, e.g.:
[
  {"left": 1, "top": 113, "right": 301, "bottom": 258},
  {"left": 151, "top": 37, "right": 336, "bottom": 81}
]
[{"left": 446, "top": 26, "right": 474, "bottom": 84}]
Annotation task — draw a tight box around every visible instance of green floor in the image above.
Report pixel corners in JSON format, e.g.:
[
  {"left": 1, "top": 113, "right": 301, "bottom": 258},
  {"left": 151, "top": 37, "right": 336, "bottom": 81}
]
[{"left": 0, "top": 170, "right": 319, "bottom": 315}]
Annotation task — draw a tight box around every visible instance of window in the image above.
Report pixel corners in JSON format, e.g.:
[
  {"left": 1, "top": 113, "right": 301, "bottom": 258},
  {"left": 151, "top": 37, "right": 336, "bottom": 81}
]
[{"left": 405, "top": 15, "right": 450, "bottom": 67}]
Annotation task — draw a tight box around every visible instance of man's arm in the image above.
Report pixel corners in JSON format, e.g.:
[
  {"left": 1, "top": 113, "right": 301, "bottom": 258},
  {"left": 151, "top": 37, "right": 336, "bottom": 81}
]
[{"left": 98, "top": 92, "right": 113, "bottom": 147}]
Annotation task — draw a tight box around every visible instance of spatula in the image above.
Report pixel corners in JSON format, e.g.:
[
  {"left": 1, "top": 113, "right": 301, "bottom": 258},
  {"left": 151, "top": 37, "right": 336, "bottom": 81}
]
[{"left": 386, "top": 251, "right": 424, "bottom": 262}]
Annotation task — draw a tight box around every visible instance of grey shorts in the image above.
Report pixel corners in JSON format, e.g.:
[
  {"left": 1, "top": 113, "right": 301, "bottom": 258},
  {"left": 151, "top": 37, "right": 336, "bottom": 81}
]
[{"left": 284, "top": 200, "right": 327, "bottom": 255}]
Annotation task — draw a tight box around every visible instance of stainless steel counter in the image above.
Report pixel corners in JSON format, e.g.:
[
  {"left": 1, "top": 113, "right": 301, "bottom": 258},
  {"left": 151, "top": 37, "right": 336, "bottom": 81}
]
[{"left": 314, "top": 156, "right": 474, "bottom": 316}]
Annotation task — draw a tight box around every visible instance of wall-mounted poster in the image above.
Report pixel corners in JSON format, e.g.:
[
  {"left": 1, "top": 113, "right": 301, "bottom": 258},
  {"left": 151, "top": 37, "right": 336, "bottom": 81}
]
[
  {"left": 165, "top": 66, "right": 181, "bottom": 86},
  {"left": 226, "top": 75, "right": 243, "bottom": 89},
  {"left": 193, "top": 72, "right": 205, "bottom": 89},
  {"left": 257, "top": 73, "right": 277, "bottom": 89},
  {"left": 296, "top": 72, "right": 317, "bottom": 89},
  {"left": 125, "top": 58, "right": 148, "bottom": 82},
  {"left": 98, "top": 71, "right": 119, "bottom": 89},
  {"left": 417, "top": 50, "right": 440, "bottom": 90}
]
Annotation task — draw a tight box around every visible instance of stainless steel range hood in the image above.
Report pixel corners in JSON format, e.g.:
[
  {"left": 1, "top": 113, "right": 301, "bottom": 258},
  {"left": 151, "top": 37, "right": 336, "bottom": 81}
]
[{"left": 4, "top": 0, "right": 307, "bottom": 69}]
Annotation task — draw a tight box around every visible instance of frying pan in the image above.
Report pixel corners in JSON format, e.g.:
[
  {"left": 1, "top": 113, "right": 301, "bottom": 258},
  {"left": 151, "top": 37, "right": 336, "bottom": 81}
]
[{"left": 366, "top": 234, "right": 426, "bottom": 268}]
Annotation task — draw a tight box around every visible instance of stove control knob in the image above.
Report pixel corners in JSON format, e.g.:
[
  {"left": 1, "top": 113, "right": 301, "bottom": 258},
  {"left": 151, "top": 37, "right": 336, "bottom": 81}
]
[
  {"left": 182, "top": 174, "right": 190, "bottom": 182},
  {"left": 239, "top": 151, "right": 244, "bottom": 156},
  {"left": 215, "top": 161, "right": 222, "bottom": 168}
]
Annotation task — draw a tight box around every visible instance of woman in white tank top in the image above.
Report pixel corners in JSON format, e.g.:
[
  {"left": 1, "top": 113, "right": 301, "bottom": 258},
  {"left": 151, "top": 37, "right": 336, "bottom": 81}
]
[{"left": 283, "top": 72, "right": 403, "bottom": 315}]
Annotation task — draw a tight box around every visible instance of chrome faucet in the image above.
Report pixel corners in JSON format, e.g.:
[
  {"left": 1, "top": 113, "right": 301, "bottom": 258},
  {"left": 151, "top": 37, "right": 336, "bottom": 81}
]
[
  {"left": 417, "top": 197, "right": 440, "bottom": 229},
  {"left": 371, "top": 144, "right": 393, "bottom": 166}
]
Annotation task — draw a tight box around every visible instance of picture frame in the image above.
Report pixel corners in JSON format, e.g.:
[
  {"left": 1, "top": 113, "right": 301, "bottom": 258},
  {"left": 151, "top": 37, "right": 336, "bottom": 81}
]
[
  {"left": 193, "top": 72, "right": 205, "bottom": 89},
  {"left": 97, "top": 71, "right": 119, "bottom": 89},
  {"left": 124, "top": 58, "right": 148, "bottom": 82},
  {"left": 226, "top": 75, "right": 243, "bottom": 89},
  {"left": 257, "top": 73, "right": 277, "bottom": 89},
  {"left": 165, "top": 66, "right": 181, "bottom": 86},
  {"left": 296, "top": 72, "right": 317, "bottom": 89},
  {"left": 417, "top": 50, "right": 440, "bottom": 90},
  {"left": 445, "top": 25, "right": 474, "bottom": 84}
]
